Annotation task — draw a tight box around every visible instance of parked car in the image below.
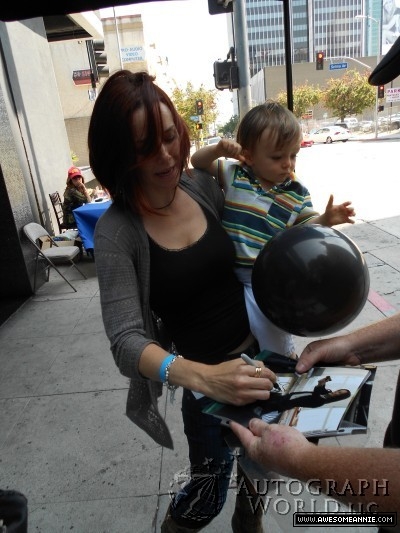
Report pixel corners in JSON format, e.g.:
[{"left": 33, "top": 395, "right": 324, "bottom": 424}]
[
  {"left": 309, "top": 126, "right": 350, "bottom": 144},
  {"left": 389, "top": 115, "right": 400, "bottom": 130},
  {"left": 205, "top": 136, "right": 222, "bottom": 146},
  {"left": 335, "top": 117, "right": 358, "bottom": 130},
  {"left": 333, "top": 121, "right": 350, "bottom": 130},
  {"left": 301, "top": 135, "right": 313, "bottom": 147},
  {"left": 359, "top": 120, "right": 374, "bottom": 133}
]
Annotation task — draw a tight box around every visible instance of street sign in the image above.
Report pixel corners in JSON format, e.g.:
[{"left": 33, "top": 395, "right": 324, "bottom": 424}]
[
  {"left": 329, "top": 62, "right": 348, "bottom": 70},
  {"left": 190, "top": 115, "right": 199, "bottom": 122},
  {"left": 301, "top": 110, "right": 313, "bottom": 119},
  {"left": 88, "top": 88, "right": 97, "bottom": 101},
  {"left": 73, "top": 69, "right": 92, "bottom": 86},
  {"left": 120, "top": 46, "right": 145, "bottom": 63},
  {"left": 386, "top": 87, "right": 400, "bottom": 102}
]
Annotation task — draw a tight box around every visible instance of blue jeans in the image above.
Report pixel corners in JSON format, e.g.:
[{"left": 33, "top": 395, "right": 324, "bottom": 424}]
[{"left": 169, "top": 388, "right": 235, "bottom": 529}]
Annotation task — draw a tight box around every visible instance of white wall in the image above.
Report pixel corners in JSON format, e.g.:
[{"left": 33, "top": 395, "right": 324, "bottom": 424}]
[{"left": 1, "top": 18, "right": 73, "bottom": 232}]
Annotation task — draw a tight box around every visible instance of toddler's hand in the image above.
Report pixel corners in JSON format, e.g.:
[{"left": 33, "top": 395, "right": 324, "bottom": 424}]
[
  {"left": 216, "top": 138, "right": 245, "bottom": 162},
  {"left": 323, "top": 194, "right": 355, "bottom": 226}
]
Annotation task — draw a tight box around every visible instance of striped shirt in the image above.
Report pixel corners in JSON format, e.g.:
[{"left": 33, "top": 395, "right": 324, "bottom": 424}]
[{"left": 219, "top": 160, "right": 319, "bottom": 267}]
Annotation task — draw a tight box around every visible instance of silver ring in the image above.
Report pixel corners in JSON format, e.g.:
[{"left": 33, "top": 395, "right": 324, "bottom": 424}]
[{"left": 255, "top": 366, "right": 262, "bottom": 378}]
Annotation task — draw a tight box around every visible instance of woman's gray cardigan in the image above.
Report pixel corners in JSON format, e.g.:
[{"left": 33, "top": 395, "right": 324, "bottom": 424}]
[{"left": 94, "top": 170, "right": 224, "bottom": 449}]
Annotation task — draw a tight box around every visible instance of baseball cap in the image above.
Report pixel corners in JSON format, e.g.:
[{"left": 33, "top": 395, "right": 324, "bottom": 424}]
[
  {"left": 67, "top": 166, "right": 83, "bottom": 182},
  {"left": 369, "top": 35, "right": 400, "bottom": 85}
]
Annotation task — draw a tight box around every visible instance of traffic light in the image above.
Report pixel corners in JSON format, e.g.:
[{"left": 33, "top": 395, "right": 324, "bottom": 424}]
[
  {"left": 213, "top": 60, "right": 239, "bottom": 90},
  {"left": 86, "top": 40, "right": 109, "bottom": 85},
  {"left": 93, "top": 40, "right": 109, "bottom": 79},
  {"left": 195, "top": 123, "right": 203, "bottom": 130},
  {"left": 208, "top": 0, "right": 233, "bottom": 15},
  {"left": 378, "top": 85, "right": 385, "bottom": 99},
  {"left": 196, "top": 99, "right": 204, "bottom": 115},
  {"left": 316, "top": 52, "right": 324, "bottom": 70}
]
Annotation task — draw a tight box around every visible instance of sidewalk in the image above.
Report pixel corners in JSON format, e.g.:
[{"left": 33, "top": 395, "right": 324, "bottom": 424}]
[
  {"left": 349, "top": 129, "right": 400, "bottom": 142},
  {"left": 1, "top": 215, "right": 400, "bottom": 533}
]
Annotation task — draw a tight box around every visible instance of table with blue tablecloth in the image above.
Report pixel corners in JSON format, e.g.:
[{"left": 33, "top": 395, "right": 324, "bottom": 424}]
[{"left": 73, "top": 199, "right": 111, "bottom": 254}]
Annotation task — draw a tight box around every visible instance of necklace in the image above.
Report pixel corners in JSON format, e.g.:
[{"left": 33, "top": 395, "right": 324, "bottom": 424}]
[{"left": 155, "top": 187, "right": 177, "bottom": 209}]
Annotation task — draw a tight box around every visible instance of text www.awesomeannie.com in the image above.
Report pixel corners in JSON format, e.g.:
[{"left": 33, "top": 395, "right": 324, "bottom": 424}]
[{"left": 294, "top": 512, "right": 397, "bottom": 527}]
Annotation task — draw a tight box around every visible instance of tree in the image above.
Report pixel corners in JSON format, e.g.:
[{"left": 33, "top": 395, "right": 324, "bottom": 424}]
[
  {"left": 170, "top": 83, "right": 219, "bottom": 141},
  {"left": 220, "top": 115, "right": 239, "bottom": 137},
  {"left": 276, "top": 84, "right": 322, "bottom": 118},
  {"left": 323, "top": 70, "right": 375, "bottom": 121}
]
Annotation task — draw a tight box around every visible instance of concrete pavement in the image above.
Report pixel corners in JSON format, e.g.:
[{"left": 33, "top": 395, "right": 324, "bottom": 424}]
[{"left": 1, "top": 214, "right": 400, "bottom": 533}]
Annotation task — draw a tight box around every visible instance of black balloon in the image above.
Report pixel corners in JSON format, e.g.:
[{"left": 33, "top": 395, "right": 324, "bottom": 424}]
[{"left": 252, "top": 224, "right": 370, "bottom": 337}]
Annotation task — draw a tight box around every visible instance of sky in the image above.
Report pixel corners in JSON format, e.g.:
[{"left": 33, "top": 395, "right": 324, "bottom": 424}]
[{"left": 100, "top": 0, "right": 235, "bottom": 123}]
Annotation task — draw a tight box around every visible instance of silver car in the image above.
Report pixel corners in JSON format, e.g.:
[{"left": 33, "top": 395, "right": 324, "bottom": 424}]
[
  {"left": 309, "top": 126, "right": 350, "bottom": 144},
  {"left": 205, "top": 136, "right": 222, "bottom": 145}
]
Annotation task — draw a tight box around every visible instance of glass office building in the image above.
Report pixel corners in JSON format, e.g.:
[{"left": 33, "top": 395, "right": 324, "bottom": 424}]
[{"left": 245, "top": 0, "right": 385, "bottom": 77}]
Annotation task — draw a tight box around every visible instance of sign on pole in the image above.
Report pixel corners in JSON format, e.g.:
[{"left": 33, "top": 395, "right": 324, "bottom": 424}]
[
  {"left": 301, "top": 110, "right": 313, "bottom": 119},
  {"left": 386, "top": 88, "right": 400, "bottom": 102},
  {"left": 329, "top": 62, "right": 348, "bottom": 71},
  {"left": 190, "top": 116, "right": 199, "bottom": 122},
  {"left": 120, "top": 46, "right": 145, "bottom": 63}
]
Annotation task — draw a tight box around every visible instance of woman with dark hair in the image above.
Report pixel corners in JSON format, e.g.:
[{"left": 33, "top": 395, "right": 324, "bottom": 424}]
[
  {"left": 62, "top": 166, "right": 93, "bottom": 228},
  {"left": 88, "top": 71, "right": 277, "bottom": 533}
]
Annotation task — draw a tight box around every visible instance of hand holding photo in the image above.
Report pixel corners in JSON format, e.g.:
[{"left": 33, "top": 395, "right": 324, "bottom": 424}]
[{"left": 203, "top": 351, "right": 376, "bottom": 439}]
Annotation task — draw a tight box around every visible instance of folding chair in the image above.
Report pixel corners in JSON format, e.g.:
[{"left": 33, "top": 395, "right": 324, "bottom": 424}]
[
  {"left": 23, "top": 222, "right": 87, "bottom": 293},
  {"left": 49, "top": 191, "right": 83, "bottom": 259},
  {"left": 48, "top": 191, "right": 70, "bottom": 233}
]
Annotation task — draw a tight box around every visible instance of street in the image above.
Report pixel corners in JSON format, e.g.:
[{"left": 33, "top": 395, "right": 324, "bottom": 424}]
[
  {"left": 3, "top": 135, "right": 400, "bottom": 533},
  {"left": 295, "top": 136, "right": 400, "bottom": 222}
]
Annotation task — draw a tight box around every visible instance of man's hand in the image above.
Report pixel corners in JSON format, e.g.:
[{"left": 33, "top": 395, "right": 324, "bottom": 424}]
[
  {"left": 230, "top": 419, "right": 312, "bottom": 476},
  {"left": 295, "top": 335, "right": 362, "bottom": 374}
]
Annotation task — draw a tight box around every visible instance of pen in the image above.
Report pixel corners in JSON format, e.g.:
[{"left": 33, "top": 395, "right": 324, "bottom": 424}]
[{"left": 241, "top": 353, "right": 281, "bottom": 391}]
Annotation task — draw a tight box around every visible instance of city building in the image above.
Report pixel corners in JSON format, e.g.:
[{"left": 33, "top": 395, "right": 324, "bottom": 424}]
[{"left": 245, "top": 0, "right": 385, "bottom": 77}]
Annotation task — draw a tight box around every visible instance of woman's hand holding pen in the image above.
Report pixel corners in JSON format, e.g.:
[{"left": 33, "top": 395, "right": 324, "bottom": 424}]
[
  {"left": 198, "top": 357, "right": 277, "bottom": 406},
  {"left": 139, "top": 345, "right": 276, "bottom": 405},
  {"left": 241, "top": 353, "right": 281, "bottom": 391}
]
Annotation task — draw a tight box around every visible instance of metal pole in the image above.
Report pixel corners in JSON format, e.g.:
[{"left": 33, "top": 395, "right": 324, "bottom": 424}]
[
  {"left": 86, "top": 40, "right": 97, "bottom": 88},
  {"left": 282, "top": 0, "right": 293, "bottom": 111},
  {"left": 375, "top": 19, "right": 381, "bottom": 139},
  {"left": 113, "top": 7, "right": 124, "bottom": 70},
  {"left": 374, "top": 84, "right": 379, "bottom": 138},
  {"left": 233, "top": 0, "right": 252, "bottom": 120},
  {"left": 355, "top": 14, "right": 380, "bottom": 139}
]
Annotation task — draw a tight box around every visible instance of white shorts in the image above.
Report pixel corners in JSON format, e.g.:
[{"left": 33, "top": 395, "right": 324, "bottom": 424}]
[{"left": 235, "top": 267, "right": 295, "bottom": 357}]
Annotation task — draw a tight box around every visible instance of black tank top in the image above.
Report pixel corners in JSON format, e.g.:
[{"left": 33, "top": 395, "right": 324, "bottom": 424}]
[{"left": 149, "top": 207, "right": 250, "bottom": 362}]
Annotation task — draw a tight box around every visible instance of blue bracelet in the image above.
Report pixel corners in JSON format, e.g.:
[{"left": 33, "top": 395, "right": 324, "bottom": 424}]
[{"left": 159, "top": 354, "right": 175, "bottom": 383}]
